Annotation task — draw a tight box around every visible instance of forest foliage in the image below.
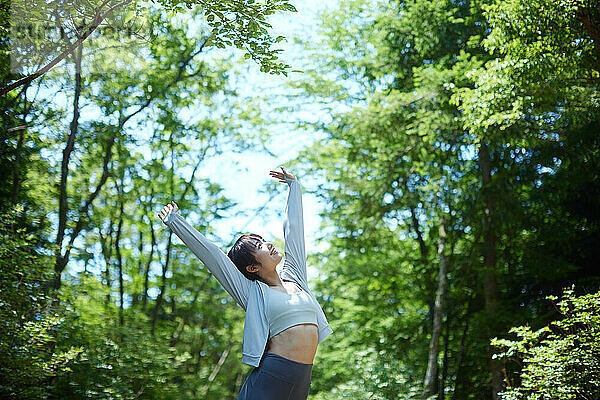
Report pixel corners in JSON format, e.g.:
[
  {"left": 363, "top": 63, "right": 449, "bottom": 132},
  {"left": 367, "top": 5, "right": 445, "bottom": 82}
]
[
  {"left": 1, "top": 0, "right": 599, "bottom": 398},
  {"left": 1, "top": 0, "right": 297, "bottom": 95}
]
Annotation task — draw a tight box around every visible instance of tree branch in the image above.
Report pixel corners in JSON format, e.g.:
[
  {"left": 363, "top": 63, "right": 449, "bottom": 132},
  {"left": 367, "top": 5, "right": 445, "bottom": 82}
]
[{"left": 0, "top": 0, "right": 133, "bottom": 96}]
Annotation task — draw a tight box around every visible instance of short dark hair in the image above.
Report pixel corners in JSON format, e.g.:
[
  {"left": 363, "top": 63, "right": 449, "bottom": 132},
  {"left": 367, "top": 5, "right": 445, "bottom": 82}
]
[{"left": 227, "top": 233, "right": 263, "bottom": 281}]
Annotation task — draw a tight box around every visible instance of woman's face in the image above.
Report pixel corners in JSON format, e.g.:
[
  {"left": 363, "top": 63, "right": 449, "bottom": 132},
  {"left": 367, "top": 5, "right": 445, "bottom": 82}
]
[{"left": 253, "top": 238, "right": 282, "bottom": 271}]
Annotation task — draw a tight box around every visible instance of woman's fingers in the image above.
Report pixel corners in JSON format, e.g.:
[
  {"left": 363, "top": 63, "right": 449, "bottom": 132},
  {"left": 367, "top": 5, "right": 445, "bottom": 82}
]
[
  {"left": 278, "top": 166, "right": 295, "bottom": 180},
  {"left": 157, "top": 203, "right": 176, "bottom": 221},
  {"left": 269, "top": 169, "right": 286, "bottom": 183},
  {"left": 270, "top": 166, "right": 295, "bottom": 181}
]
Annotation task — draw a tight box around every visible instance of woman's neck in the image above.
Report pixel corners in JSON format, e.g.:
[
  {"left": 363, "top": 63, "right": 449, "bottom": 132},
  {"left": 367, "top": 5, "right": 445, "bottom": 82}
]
[{"left": 260, "top": 270, "right": 284, "bottom": 288}]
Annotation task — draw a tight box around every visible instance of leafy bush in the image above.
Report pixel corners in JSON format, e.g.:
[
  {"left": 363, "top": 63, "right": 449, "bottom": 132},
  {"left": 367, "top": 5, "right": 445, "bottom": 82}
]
[
  {"left": 0, "top": 209, "right": 189, "bottom": 399},
  {"left": 0, "top": 208, "right": 80, "bottom": 399},
  {"left": 49, "top": 276, "right": 189, "bottom": 400},
  {"left": 492, "top": 287, "right": 600, "bottom": 400}
]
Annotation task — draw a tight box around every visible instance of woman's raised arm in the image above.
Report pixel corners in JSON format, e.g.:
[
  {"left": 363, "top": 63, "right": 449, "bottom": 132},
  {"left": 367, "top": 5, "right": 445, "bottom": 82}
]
[
  {"left": 158, "top": 202, "right": 250, "bottom": 310},
  {"left": 269, "top": 167, "right": 308, "bottom": 286}
]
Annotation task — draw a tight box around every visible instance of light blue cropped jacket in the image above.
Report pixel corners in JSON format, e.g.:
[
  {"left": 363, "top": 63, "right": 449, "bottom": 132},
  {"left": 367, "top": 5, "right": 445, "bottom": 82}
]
[{"left": 163, "top": 177, "right": 333, "bottom": 367}]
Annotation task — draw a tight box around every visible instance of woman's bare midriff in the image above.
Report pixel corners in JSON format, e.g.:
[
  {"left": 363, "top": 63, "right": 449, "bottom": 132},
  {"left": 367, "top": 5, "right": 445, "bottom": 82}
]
[{"left": 265, "top": 323, "right": 319, "bottom": 364}]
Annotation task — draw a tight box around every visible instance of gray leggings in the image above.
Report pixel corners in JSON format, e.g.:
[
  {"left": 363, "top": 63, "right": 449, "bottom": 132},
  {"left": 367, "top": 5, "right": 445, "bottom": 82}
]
[{"left": 237, "top": 353, "right": 313, "bottom": 400}]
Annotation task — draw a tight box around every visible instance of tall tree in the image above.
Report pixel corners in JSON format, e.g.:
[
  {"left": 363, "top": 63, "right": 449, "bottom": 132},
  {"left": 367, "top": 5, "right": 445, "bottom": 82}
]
[{"left": 291, "top": 0, "right": 600, "bottom": 399}]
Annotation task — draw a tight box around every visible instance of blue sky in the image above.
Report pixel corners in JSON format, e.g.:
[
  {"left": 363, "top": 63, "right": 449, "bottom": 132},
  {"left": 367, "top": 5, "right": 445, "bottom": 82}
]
[{"left": 202, "top": 0, "right": 337, "bottom": 265}]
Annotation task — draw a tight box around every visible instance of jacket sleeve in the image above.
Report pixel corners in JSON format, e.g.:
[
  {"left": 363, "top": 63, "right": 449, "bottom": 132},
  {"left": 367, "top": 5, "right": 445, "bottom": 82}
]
[
  {"left": 163, "top": 211, "right": 250, "bottom": 310},
  {"left": 281, "top": 177, "right": 308, "bottom": 286}
]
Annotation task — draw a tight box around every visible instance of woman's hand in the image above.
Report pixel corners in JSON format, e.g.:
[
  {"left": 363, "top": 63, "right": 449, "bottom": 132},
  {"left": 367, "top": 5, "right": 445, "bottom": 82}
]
[
  {"left": 158, "top": 201, "right": 179, "bottom": 222},
  {"left": 269, "top": 166, "right": 296, "bottom": 183}
]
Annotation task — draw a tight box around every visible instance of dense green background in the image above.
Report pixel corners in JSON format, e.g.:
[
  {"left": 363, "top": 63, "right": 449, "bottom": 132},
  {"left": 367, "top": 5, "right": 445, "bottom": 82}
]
[{"left": 1, "top": 0, "right": 599, "bottom": 398}]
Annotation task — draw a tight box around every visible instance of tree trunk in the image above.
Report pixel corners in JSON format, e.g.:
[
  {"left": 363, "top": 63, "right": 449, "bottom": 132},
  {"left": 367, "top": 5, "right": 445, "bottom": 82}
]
[
  {"left": 115, "top": 185, "right": 125, "bottom": 326},
  {"left": 99, "top": 220, "right": 114, "bottom": 305},
  {"left": 478, "top": 143, "right": 505, "bottom": 400},
  {"left": 12, "top": 126, "right": 25, "bottom": 203},
  {"left": 151, "top": 231, "right": 172, "bottom": 336},
  {"left": 195, "top": 321, "right": 208, "bottom": 374},
  {"left": 451, "top": 315, "right": 469, "bottom": 400},
  {"left": 576, "top": 5, "right": 600, "bottom": 52},
  {"left": 9, "top": 83, "right": 33, "bottom": 205},
  {"left": 53, "top": 43, "right": 83, "bottom": 290},
  {"left": 233, "top": 372, "right": 245, "bottom": 400},
  {"left": 142, "top": 213, "right": 155, "bottom": 312},
  {"left": 131, "top": 227, "right": 144, "bottom": 307},
  {"left": 423, "top": 219, "right": 448, "bottom": 398},
  {"left": 439, "top": 314, "right": 450, "bottom": 400},
  {"left": 410, "top": 205, "right": 428, "bottom": 261},
  {"left": 170, "top": 286, "right": 204, "bottom": 347}
]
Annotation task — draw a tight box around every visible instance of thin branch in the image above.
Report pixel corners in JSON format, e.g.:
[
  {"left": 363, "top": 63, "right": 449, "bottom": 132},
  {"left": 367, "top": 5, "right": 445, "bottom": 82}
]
[
  {"left": 0, "top": 0, "right": 133, "bottom": 96},
  {"left": 61, "top": 128, "right": 117, "bottom": 267},
  {"left": 207, "top": 345, "right": 230, "bottom": 382},
  {"left": 203, "top": 343, "right": 232, "bottom": 396},
  {"left": 7, "top": 122, "right": 35, "bottom": 133}
]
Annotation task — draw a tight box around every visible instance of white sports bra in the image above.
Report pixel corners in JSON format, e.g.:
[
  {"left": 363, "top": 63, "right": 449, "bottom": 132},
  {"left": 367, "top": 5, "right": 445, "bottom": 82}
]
[{"left": 265, "top": 283, "right": 318, "bottom": 339}]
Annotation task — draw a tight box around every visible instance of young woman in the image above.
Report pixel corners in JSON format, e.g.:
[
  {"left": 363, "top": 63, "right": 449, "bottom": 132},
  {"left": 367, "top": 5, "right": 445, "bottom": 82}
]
[{"left": 157, "top": 166, "right": 332, "bottom": 400}]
